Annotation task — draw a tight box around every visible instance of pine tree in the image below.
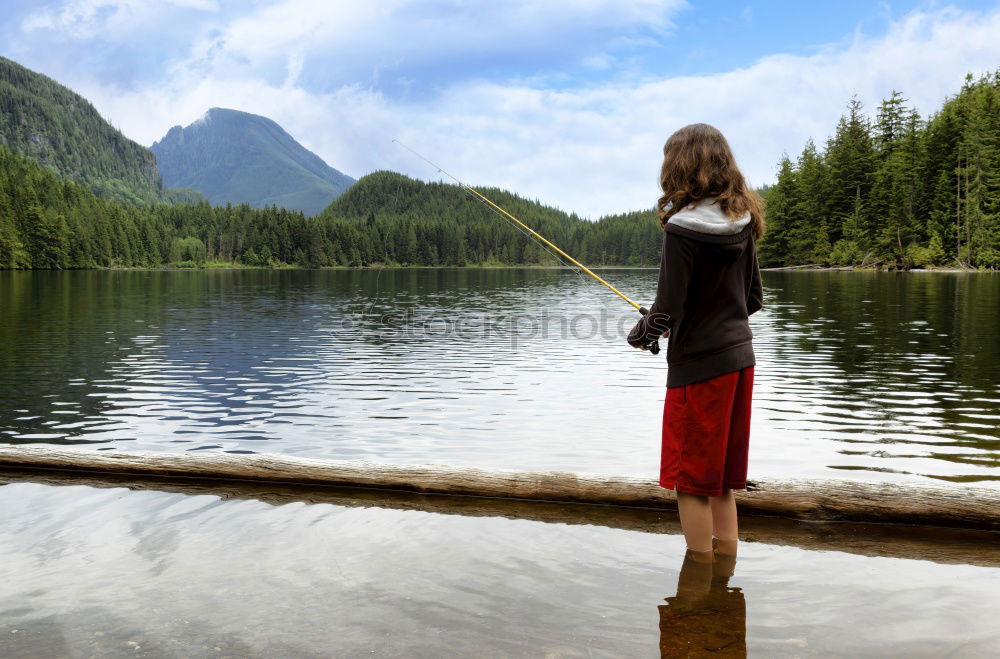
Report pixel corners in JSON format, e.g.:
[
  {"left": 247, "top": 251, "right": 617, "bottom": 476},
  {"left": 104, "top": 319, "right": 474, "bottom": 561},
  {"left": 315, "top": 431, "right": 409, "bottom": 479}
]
[{"left": 825, "top": 97, "right": 877, "bottom": 249}]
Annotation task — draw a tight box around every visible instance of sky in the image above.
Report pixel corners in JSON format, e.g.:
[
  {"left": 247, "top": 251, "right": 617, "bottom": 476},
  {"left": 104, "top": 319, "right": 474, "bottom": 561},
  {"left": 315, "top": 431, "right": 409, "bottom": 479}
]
[{"left": 2, "top": 0, "right": 1000, "bottom": 217}]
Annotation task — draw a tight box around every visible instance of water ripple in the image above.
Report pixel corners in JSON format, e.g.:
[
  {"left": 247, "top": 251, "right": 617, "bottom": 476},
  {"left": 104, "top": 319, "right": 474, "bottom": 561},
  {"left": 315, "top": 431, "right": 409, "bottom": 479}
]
[{"left": 0, "top": 269, "right": 997, "bottom": 486}]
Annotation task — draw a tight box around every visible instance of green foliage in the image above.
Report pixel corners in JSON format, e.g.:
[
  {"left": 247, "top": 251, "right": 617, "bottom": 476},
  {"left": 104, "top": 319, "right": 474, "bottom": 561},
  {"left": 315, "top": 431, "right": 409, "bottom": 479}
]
[
  {"left": 763, "top": 70, "right": 1000, "bottom": 269},
  {"left": 7, "top": 57, "right": 999, "bottom": 272},
  {"left": 0, "top": 56, "right": 203, "bottom": 206},
  {"left": 829, "top": 240, "right": 861, "bottom": 267},
  {"left": 314, "top": 170, "right": 664, "bottom": 267},
  {"left": 906, "top": 233, "right": 947, "bottom": 268},
  {"left": 170, "top": 236, "right": 207, "bottom": 264},
  {"left": 0, "top": 147, "right": 667, "bottom": 270},
  {"left": 907, "top": 242, "right": 935, "bottom": 268}
]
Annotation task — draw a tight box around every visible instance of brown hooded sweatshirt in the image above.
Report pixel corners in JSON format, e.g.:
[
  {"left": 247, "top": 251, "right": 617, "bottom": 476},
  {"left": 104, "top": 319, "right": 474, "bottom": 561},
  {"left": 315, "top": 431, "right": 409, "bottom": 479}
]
[{"left": 627, "top": 198, "right": 763, "bottom": 387}]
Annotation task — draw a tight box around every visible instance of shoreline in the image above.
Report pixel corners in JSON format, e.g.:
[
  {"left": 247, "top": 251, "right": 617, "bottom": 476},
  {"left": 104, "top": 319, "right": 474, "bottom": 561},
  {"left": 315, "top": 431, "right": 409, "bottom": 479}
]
[
  {"left": 1, "top": 264, "right": 994, "bottom": 273},
  {"left": 760, "top": 266, "right": 992, "bottom": 273},
  {"left": 760, "top": 265, "right": 988, "bottom": 273}
]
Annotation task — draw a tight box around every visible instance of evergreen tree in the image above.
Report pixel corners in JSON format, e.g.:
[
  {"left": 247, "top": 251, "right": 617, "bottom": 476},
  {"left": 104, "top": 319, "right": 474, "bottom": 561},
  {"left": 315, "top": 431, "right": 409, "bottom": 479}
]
[
  {"left": 824, "top": 97, "right": 877, "bottom": 250},
  {"left": 764, "top": 70, "right": 1000, "bottom": 269},
  {"left": 3, "top": 68, "right": 999, "bottom": 272}
]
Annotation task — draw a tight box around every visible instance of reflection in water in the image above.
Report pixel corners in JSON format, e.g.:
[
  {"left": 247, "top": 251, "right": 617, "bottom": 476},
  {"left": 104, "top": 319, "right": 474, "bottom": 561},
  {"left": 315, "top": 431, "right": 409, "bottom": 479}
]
[
  {"left": 659, "top": 548, "right": 746, "bottom": 658},
  {"left": 751, "top": 272, "right": 1000, "bottom": 484},
  {"left": 0, "top": 269, "right": 997, "bottom": 484},
  {"left": 2, "top": 481, "right": 1000, "bottom": 657}
]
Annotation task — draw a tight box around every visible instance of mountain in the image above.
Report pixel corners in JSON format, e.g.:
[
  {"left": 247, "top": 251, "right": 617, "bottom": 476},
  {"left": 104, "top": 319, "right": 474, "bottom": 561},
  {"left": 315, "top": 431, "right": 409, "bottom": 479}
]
[
  {"left": 0, "top": 56, "right": 201, "bottom": 205},
  {"left": 151, "top": 108, "right": 355, "bottom": 216}
]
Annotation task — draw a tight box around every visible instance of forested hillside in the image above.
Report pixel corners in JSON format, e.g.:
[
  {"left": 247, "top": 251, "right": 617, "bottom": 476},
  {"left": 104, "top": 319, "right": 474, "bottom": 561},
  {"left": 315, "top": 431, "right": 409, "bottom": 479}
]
[
  {"left": 760, "top": 69, "right": 1000, "bottom": 269},
  {"left": 0, "top": 145, "right": 301, "bottom": 268},
  {"left": 152, "top": 108, "right": 355, "bottom": 216},
  {"left": 0, "top": 151, "right": 662, "bottom": 269},
  {"left": 0, "top": 57, "right": 201, "bottom": 206},
  {"left": 3, "top": 60, "right": 997, "bottom": 271},
  {"left": 320, "top": 171, "right": 662, "bottom": 266}
]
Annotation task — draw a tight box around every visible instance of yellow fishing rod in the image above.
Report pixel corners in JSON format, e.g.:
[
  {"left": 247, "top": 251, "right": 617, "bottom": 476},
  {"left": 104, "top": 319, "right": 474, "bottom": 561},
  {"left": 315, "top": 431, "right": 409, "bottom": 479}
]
[{"left": 393, "top": 139, "right": 661, "bottom": 353}]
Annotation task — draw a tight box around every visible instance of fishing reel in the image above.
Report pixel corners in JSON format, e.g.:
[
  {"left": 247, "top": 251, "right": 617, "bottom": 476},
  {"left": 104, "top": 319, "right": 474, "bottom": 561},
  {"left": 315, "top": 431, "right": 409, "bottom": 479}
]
[{"left": 638, "top": 307, "right": 662, "bottom": 355}]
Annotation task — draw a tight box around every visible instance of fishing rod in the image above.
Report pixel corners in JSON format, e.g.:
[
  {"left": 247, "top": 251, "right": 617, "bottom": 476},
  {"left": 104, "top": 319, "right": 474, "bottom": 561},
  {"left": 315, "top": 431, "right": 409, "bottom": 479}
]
[{"left": 393, "top": 139, "right": 661, "bottom": 354}]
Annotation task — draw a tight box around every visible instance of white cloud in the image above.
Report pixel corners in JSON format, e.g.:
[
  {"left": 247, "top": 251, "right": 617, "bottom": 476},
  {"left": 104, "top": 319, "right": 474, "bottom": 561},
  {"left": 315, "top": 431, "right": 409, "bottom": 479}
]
[
  {"left": 170, "top": 0, "right": 686, "bottom": 89},
  {"left": 22, "top": 0, "right": 219, "bottom": 37},
  {"left": 17, "top": 3, "right": 1000, "bottom": 217},
  {"left": 581, "top": 53, "right": 615, "bottom": 70}
]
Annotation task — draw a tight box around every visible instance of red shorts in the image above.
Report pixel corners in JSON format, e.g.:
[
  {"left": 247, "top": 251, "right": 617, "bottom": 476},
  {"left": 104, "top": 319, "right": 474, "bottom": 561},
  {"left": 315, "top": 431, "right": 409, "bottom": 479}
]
[{"left": 660, "top": 366, "right": 753, "bottom": 497}]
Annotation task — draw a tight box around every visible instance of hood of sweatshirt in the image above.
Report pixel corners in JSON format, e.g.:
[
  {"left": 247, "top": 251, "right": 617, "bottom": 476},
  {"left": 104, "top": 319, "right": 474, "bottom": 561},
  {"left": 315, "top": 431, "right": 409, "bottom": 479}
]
[
  {"left": 664, "top": 197, "right": 751, "bottom": 262},
  {"left": 666, "top": 197, "right": 751, "bottom": 235}
]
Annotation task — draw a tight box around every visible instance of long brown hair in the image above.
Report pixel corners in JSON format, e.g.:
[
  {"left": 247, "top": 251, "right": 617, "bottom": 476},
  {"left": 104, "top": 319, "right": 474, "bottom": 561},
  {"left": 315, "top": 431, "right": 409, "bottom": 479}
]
[{"left": 657, "top": 123, "right": 765, "bottom": 240}]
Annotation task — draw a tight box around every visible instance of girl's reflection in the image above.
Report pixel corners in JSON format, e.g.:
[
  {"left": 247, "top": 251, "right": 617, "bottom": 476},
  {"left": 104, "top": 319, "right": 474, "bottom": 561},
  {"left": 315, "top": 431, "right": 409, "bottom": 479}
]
[{"left": 658, "top": 540, "right": 746, "bottom": 657}]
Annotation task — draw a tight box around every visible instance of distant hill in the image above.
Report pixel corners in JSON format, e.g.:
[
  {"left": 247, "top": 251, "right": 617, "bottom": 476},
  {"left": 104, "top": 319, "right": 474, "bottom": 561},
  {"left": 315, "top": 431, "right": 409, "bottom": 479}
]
[
  {"left": 151, "top": 108, "right": 355, "bottom": 216},
  {"left": 319, "top": 170, "right": 663, "bottom": 265},
  {"left": 0, "top": 56, "right": 201, "bottom": 205},
  {"left": 323, "top": 169, "right": 574, "bottom": 226}
]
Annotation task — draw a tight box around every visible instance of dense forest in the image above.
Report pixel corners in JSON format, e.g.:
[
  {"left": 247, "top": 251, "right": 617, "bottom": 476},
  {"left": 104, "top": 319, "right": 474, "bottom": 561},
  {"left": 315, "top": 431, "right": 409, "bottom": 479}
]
[
  {"left": 0, "top": 146, "right": 661, "bottom": 269},
  {"left": 759, "top": 70, "right": 1000, "bottom": 269},
  {"left": 0, "top": 145, "right": 319, "bottom": 269},
  {"left": 1, "top": 63, "right": 998, "bottom": 270},
  {"left": 0, "top": 56, "right": 201, "bottom": 206},
  {"left": 318, "top": 171, "right": 663, "bottom": 266}
]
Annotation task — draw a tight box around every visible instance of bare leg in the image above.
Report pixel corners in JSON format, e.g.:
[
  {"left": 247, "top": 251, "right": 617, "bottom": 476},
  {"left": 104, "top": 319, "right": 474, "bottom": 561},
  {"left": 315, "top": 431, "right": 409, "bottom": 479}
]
[
  {"left": 676, "top": 491, "right": 714, "bottom": 553},
  {"left": 709, "top": 489, "right": 738, "bottom": 542}
]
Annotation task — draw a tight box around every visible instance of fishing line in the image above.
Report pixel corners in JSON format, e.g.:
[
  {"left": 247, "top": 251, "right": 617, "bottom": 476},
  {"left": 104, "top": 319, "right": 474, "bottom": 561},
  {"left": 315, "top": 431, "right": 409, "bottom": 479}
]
[
  {"left": 395, "top": 140, "right": 572, "bottom": 268},
  {"left": 393, "top": 139, "right": 662, "bottom": 354},
  {"left": 392, "top": 139, "right": 645, "bottom": 314},
  {"left": 465, "top": 189, "right": 585, "bottom": 276}
]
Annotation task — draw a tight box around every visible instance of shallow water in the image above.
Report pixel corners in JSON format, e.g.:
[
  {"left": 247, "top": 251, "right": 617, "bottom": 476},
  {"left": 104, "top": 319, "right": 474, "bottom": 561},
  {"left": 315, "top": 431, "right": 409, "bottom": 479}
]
[
  {"left": 1, "top": 480, "right": 997, "bottom": 658},
  {"left": 0, "top": 269, "right": 997, "bottom": 484}
]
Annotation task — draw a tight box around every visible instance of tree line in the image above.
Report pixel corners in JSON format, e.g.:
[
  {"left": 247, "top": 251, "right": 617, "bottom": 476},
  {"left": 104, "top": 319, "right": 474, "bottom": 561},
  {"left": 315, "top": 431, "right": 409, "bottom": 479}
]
[
  {"left": 0, "top": 148, "right": 664, "bottom": 269},
  {"left": 2, "top": 69, "right": 998, "bottom": 270},
  {"left": 759, "top": 69, "right": 1000, "bottom": 269}
]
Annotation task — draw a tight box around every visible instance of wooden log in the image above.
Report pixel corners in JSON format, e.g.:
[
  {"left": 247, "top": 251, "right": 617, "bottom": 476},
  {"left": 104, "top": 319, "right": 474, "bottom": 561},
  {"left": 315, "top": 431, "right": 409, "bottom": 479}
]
[
  {"left": 0, "top": 445, "right": 997, "bottom": 530},
  {"left": 762, "top": 263, "right": 824, "bottom": 270},
  {"left": 2, "top": 467, "right": 997, "bottom": 568}
]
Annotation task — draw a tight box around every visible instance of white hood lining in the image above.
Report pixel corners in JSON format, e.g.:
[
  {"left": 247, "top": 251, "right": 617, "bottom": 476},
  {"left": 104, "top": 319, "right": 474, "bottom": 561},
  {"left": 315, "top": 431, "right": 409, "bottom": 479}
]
[{"left": 666, "top": 197, "right": 751, "bottom": 235}]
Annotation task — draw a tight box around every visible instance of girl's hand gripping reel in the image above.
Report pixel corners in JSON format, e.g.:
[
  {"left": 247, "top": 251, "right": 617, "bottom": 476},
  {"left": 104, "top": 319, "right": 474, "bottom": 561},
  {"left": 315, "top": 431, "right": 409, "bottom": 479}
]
[{"left": 638, "top": 307, "right": 661, "bottom": 355}]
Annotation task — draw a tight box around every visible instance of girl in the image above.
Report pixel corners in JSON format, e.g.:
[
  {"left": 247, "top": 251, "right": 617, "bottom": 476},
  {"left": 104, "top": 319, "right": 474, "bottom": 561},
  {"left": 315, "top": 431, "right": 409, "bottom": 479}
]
[{"left": 628, "top": 123, "right": 765, "bottom": 561}]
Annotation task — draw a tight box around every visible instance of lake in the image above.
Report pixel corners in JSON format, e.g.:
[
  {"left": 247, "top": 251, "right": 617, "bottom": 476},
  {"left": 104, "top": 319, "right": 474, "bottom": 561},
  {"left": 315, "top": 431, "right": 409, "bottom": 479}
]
[
  {"left": 0, "top": 269, "right": 997, "bottom": 485},
  {"left": 2, "top": 476, "right": 998, "bottom": 657}
]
